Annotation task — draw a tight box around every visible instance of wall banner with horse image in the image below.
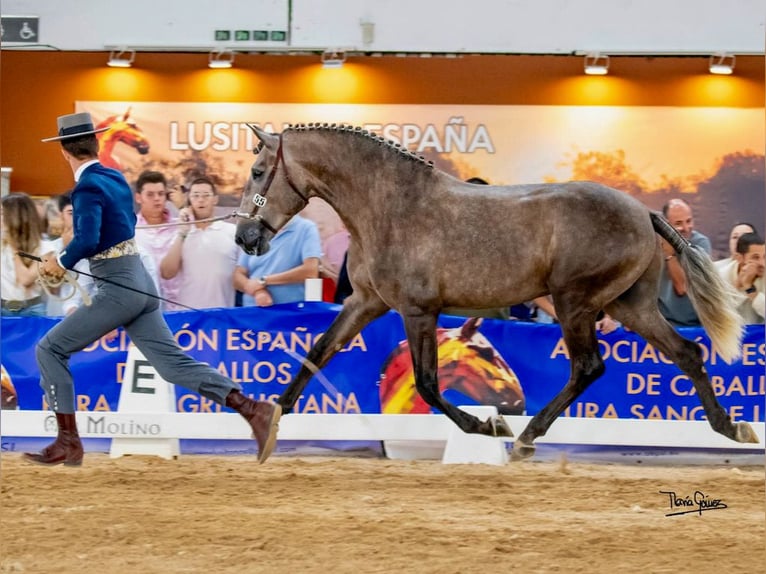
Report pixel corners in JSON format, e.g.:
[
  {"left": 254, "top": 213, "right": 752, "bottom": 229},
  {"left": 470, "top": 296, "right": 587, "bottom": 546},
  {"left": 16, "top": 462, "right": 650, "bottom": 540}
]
[
  {"left": 1, "top": 305, "right": 763, "bottom": 454},
  {"left": 76, "top": 101, "right": 764, "bottom": 260}
]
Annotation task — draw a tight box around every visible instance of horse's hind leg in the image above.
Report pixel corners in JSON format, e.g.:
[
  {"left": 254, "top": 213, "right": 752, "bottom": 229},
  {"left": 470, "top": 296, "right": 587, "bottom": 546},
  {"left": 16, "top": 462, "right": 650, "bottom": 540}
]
[
  {"left": 512, "top": 309, "right": 604, "bottom": 461},
  {"left": 401, "top": 311, "right": 512, "bottom": 438},
  {"left": 606, "top": 286, "right": 759, "bottom": 445}
]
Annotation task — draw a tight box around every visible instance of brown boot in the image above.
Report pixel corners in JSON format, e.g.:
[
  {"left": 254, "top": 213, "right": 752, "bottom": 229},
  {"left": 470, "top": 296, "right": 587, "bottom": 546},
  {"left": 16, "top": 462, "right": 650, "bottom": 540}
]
[
  {"left": 225, "top": 390, "right": 282, "bottom": 463},
  {"left": 24, "top": 413, "right": 84, "bottom": 467}
]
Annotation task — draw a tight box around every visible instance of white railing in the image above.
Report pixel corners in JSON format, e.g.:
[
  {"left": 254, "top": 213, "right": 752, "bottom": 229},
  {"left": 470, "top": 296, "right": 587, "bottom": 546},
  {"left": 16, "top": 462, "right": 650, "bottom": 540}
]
[{"left": 3, "top": 410, "right": 764, "bottom": 450}]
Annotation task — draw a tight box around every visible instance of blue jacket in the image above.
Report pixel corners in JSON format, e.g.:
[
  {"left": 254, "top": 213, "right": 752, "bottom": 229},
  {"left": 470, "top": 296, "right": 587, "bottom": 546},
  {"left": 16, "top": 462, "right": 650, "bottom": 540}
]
[{"left": 60, "top": 163, "right": 137, "bottom": 269}]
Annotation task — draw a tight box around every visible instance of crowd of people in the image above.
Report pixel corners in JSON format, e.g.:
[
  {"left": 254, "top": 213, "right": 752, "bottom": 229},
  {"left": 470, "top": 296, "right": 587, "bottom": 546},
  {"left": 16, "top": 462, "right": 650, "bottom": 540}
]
[{"left": 2, "top": 172, "right": 764, "bottom": 328}]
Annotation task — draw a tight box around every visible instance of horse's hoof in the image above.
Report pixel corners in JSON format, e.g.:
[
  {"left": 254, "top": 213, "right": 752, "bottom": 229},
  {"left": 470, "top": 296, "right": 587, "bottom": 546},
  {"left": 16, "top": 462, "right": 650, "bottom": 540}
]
[
  {"left": 735, "top": 421, "right": 760, "bottom": 444},
  {"left": 510, "top": 440, "right": 536, "bottom": 461},
  {"left": 490, "top": 415, "right": 514, "bottom": 438}
]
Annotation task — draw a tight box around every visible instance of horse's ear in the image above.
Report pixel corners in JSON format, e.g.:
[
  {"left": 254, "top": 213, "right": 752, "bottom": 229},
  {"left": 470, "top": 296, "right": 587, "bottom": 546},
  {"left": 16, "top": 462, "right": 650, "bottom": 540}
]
[{"left": 247, "top": 124, "right": 277, "bottom": 148}]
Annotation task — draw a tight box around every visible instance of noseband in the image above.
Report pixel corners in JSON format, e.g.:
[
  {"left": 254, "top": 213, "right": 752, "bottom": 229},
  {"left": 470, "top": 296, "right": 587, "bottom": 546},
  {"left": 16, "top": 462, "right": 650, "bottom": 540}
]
[{"left": 235, "top": 133, "right": 309, "bottom": 234}]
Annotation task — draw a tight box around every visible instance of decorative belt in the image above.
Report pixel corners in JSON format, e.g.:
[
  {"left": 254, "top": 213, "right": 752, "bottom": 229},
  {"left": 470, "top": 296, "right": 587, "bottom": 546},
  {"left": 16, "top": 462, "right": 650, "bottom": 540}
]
[
  {"left": 91, "top": 238, "right": 139, "bottom": 261},
  {"left": 1, "top": 295, "right": 44, "bottom": 312}
]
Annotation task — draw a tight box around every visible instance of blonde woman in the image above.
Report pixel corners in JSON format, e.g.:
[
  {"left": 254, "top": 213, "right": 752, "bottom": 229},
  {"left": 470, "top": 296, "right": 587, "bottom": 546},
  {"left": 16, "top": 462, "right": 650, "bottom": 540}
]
[{"left": 1, "top": 192, "right": 53, "bottom": 317}]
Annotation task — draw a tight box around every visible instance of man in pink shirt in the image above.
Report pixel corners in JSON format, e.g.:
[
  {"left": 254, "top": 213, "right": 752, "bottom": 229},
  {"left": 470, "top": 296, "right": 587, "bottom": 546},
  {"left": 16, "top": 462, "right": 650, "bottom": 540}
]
[{"left": 133, "top": 170, "right": 185, "bottom": 311}]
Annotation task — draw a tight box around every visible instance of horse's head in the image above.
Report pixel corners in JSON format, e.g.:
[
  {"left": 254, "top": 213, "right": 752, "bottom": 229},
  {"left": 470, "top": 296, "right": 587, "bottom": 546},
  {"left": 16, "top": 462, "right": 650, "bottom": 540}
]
[{"left": 235, "top": 124, "right": 311, "bottom": 255}]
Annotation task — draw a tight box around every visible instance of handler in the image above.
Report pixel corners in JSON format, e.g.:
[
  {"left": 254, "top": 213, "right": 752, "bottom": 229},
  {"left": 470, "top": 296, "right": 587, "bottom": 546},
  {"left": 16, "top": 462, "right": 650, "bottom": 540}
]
[{"left": 26, "top": 112, "right": 281, "bottom": 466}]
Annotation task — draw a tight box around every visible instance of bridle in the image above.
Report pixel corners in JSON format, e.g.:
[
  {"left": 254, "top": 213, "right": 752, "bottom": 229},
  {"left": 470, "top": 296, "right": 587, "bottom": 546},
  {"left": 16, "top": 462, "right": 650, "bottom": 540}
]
[{"left": 234, "top": 133, "right": 309, "bottom": 234}]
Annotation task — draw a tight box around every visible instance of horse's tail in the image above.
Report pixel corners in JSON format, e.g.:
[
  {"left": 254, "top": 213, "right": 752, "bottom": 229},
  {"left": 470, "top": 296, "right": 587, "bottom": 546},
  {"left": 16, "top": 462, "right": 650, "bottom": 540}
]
[{"left": 650, "top": 212, "right": 744, "bottom": 363}]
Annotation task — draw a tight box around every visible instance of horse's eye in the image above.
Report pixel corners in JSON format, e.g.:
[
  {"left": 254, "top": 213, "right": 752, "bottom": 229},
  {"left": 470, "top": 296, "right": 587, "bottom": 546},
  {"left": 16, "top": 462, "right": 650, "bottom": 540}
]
[{"left": 251, "top": 167, "right": 264, "bottom": 178}]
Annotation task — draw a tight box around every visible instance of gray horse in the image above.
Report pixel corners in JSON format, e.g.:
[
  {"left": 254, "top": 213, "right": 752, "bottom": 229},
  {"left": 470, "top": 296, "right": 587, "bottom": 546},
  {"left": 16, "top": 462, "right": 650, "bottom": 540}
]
[{"left": 235, "top": 123, "right": 759, "bottom": 463}]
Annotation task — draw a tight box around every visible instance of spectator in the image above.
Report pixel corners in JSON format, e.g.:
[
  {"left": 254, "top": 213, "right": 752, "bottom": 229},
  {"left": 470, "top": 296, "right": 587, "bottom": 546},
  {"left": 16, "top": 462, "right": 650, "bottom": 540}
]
[
  {"left": 321, "top": 228, "right": 351, "bottom": 283},
  {"left": 44, "top": 192, "right": 75, "bottom": 316},
  {"left": 35, "top": 196, "right": 63, "bottom": 241},
  {"left": 233, "top": 215, "right": 322, "bottom": 306},
  {"left": 160, "top": 176, "right": 239, "bottom": 309},
  {"left": 133, "top": 170, "right": 184, "bottom": 311},
  {"left": 333, "top": 250, "right": 353, "bottom": 304},
  {"left": 714, "top": 222, "right": 757, "bottom": 272},
  {"left": 658, "top": 198, "right": 711, "bottom": 327},
  {"left": 717, "top": 232, "right": 765, "bottom": 324},
  {"left": 1, "top": 192, "right": 53, "bottom": 317}
]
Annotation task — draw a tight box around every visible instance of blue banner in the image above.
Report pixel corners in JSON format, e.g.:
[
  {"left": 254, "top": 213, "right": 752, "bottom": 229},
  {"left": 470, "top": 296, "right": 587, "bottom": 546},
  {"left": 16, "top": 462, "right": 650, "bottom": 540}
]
[{"left": 1, "top": 304, "right": 763, "bottom": 424}]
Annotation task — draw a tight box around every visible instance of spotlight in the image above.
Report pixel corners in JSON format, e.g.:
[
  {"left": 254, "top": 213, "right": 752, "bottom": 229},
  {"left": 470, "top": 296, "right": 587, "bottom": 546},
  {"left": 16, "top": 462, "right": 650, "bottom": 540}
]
[
  {"left": 584, "top": 52, "right": 609, "bottom": 75},
  {"left": 107, "top": 48, "right": 135, "bottom": 68},
  {"left": 709, "top": 52, "right": 735, "bottom": 75},
  {"left": 209, "top": 49, "right": 234, "bottom": 69},
  {"left": 321, "top": 49, "right": 346, "bottom": 69}
]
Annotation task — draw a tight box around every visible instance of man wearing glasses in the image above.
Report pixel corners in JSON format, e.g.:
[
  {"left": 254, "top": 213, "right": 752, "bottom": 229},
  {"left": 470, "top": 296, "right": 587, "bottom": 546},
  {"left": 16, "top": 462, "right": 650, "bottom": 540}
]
[{"left": 160, "top": 176, "right": 240, "bottom": 309}]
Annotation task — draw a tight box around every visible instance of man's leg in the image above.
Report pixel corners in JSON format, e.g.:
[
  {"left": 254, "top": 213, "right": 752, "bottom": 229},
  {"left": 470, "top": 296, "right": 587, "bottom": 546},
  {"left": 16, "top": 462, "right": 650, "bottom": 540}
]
[{"left": 124, "top": 307, "right": 281, "bottom": 460}]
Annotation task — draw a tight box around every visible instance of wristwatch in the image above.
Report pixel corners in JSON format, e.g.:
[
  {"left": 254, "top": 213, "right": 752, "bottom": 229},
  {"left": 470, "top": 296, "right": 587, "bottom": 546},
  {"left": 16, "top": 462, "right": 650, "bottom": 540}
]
[
  {"left": 258, "top": 276, "right": 268, "bottom": 287},
  {"left": 745, "top": 285, "right": 756, "bottom": 294}
]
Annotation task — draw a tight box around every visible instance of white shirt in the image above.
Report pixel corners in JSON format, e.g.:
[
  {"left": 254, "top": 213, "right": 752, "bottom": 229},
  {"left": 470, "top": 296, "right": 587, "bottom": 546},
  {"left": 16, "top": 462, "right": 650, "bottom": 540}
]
[
  {"left": 1, "top": 239, "right": 57, "bottom": 302},
  {"left": 177, "top": 220, "right": 239, "bottom": 309},
  {"left": 135, "top": 210, "right": 184, "bottom": 311},
  {"left": 717, "top": 259, "right": 765, "bottom": 324}
]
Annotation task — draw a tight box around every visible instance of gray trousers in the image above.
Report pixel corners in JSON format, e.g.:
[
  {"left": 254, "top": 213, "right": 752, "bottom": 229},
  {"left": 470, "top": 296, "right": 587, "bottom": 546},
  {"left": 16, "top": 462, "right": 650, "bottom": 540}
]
[{"left": 36, "top": 255, "right": 240, "bottom": 413}]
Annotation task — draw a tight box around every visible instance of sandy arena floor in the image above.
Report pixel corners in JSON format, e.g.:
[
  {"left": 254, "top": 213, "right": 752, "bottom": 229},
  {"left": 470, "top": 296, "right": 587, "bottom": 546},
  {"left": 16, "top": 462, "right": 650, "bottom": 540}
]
[{"left": 1, "top": 453, "right": 764, "bottom": 574}]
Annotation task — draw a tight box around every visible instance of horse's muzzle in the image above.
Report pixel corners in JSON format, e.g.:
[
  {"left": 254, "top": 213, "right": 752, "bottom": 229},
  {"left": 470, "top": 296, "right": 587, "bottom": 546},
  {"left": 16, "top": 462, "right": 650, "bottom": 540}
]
[{"left": 235, "top": 221, "right": 272, "bottom": 256}]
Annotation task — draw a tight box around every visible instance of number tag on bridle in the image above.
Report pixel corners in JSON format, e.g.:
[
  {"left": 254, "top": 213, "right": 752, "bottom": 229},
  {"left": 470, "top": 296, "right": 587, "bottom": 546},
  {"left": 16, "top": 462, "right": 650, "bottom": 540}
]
[{"left": 252, "top": 194, "right": 267, "bottom": 207}]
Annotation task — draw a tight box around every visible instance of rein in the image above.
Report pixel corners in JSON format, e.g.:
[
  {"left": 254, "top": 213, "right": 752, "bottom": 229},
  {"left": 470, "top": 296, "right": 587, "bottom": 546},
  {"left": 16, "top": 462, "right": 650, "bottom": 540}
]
[{"left": 234, "top": 133, "right": 309, "bottom": 233}]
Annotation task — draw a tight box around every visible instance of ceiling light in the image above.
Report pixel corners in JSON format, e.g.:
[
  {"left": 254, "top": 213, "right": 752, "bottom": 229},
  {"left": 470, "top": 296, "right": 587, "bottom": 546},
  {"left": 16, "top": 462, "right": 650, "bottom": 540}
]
[
  {"left": 709, "top": 52, "right": 735, "bottom": 75},
  {"left": 107, "top": 48, "right": 135, "bottom": 68},
  {"left": 584, "top": 52, "right": 609, "bottom": 75},
  {"left": 209, "top": 49, "right": 234, "bottom": 69},
  {"left": 321, "top": 49, "right": 346, "bottom": 69}
]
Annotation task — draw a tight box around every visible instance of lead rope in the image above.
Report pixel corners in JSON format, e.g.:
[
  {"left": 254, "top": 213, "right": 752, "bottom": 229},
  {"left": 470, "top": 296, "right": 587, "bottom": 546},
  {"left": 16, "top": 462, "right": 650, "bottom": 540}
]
[{"left": 36, "top": 266, "right": 93, "bottom": 307}]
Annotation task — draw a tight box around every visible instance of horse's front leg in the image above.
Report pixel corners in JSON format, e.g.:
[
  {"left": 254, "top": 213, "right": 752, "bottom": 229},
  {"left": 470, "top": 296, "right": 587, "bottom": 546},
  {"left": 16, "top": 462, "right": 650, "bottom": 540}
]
[
  {"left": 401, "top": 311, "right": 512, "bottom": 438},
  {"left": 255, "top": 292, "right": 390, "bottom": 463}
]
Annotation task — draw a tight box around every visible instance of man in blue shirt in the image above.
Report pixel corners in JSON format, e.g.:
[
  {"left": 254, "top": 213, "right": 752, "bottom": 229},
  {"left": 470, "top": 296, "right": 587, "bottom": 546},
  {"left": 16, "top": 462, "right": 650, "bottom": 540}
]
[
  {"left": 27, "top": 112, "right": 280, "bottom": 466},
  {"left": 658, "top": 198, "right": 712, "bottom": 327},
  {"left": 233, "top": 215, "right": 322, "bottom": 306}
]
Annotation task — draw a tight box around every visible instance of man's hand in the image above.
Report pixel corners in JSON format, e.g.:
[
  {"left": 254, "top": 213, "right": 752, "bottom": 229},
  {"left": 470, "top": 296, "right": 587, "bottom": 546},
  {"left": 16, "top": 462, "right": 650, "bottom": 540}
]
[
  {"left": 660, "top": 238, "right": 675, "bottom": 259},
  {"left": 254, "top": 289, "right": 273, "bottom": 307},
  {"left": 596, "top": 315, "right": 620, "bottom": 335},
  {"left": 40, "top": 251, "right": 66, "bottom": 281},
  {"left": 178, "top": 207, "right": 193, "bottom": 237},
  {"left": 737, "top": 261, "right": 759, "bottom": 292}
]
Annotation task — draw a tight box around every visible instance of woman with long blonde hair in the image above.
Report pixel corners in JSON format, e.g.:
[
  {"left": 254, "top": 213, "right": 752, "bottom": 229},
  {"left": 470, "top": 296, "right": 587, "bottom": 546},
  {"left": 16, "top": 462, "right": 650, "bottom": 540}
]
[{"left": 1, "top": 192, "right": 50, "bottom": 316}]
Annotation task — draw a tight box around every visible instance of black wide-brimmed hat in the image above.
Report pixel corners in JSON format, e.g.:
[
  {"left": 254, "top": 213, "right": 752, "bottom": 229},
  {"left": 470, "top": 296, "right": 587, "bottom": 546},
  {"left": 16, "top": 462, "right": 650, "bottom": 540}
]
[{"left": 42, "top": 112, "right": 109, "bottom": 142}]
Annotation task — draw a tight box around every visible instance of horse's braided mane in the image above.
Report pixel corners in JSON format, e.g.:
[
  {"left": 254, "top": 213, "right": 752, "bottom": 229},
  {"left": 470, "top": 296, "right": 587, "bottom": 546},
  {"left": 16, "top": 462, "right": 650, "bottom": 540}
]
[{"left": 282, "top": 122, "right": 434, "bottom": 169}]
